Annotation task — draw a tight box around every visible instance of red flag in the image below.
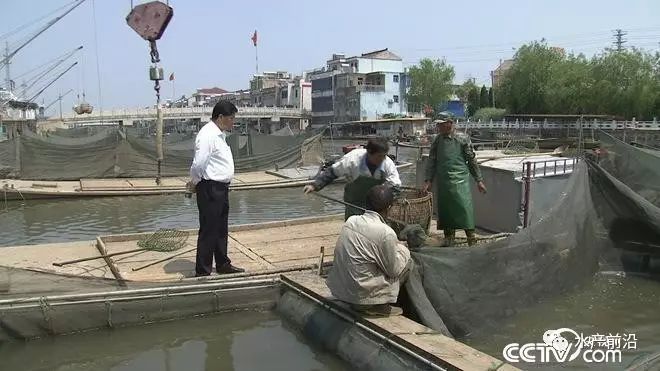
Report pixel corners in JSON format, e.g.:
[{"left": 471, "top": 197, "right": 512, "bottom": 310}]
[
  {"left": 251, "top": 30, "right": 257, "bottom": 47},
  {"left": 169, "top": 73, "right": 175, "bottom": 81}
]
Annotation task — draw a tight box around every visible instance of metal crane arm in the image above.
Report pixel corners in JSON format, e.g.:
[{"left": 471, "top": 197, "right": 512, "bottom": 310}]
[
  {"left": 0, "top": 0, "right": 86, "bottom": 66},
  {"left": 43, "top": 88, "right": 74, "bottom": 110},
  {"left": 28, "top": 62, "right": 78, "bottom": 102}
]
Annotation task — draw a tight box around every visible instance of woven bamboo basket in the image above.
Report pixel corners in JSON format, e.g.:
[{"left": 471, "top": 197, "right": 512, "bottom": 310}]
[{"left": 388, "top": 187, "right": 433, "bottom": 235}]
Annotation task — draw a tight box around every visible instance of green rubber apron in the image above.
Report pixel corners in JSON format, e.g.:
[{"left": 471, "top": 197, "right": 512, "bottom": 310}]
[
  {"left": 432, "top": 136, "right": 475, "bottom": 230},
  {"left": 343, "top": 175, "right": 384, "bottom": 220}
]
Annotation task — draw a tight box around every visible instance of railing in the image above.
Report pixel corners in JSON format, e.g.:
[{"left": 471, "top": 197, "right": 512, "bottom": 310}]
[
  {"left": 456, "top": 118, "right": 660, "bottom": 131},
  {"left": 521, "top": 158, "right": 578, "bottom": 228},
  {"left": 356, "top": 85, "right": 385, "bottom": 92},
  {"left": 53, "top": 106, "right": 305, "bottom": 121}
]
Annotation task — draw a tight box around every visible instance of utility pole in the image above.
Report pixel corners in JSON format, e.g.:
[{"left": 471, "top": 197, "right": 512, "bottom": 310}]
[
  {"left": 490, "top": 70, "right": 496, "bottom": 108},
  {"left": 613, "top": 29, "right": 627, "bottom": 51},
  {"left": 4, "top": 42, "right": 11, "bottom": 93},
  {"left": 59, "top": 92, "right": 63, "bottom": 121}
]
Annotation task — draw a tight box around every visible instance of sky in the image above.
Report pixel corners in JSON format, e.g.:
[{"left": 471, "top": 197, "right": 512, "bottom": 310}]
[{"left": 1, "top": 0, "right": 659, "bottom": 114}]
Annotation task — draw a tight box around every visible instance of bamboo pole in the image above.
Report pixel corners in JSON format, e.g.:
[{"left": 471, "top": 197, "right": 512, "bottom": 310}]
[
  {"left": 95, "top": 236, "right": 126, "bottom": 283},
  {"left": 53, "top": 247, "right": 146, "bottom": 267},
  {"left": 132, "top": 246, "right": 196, "bottom": 272}
]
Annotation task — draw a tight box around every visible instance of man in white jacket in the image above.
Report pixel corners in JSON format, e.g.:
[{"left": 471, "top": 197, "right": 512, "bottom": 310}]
[
  {"left": 304, "top": 137, "right": 401, "bottom": 220},
  {"left": 326, "top": 185, "right": 411, "bottom": 316}
]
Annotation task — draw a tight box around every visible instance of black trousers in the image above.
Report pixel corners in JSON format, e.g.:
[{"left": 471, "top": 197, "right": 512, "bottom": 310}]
[{"left": 195, "top": 179, "right": 231, "bottom": 276}]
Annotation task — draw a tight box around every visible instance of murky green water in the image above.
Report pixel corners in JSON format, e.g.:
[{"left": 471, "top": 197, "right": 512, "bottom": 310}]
[
  {"left": 4, "top": 139, "right": 660, "bottom": 370},
  {"left": 0, "top": 141, "right": 419, "bottom": 247},
  {"left": 464, "top": 274, "right": 660, "bottom": 370},
  {"left": 0, "top": 310, "right": 349, "bottom": 371}
]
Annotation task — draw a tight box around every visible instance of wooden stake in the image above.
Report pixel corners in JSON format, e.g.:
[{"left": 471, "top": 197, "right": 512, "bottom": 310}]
[{"left": 317, "top": 246, "right": 325, "bottom": 276}]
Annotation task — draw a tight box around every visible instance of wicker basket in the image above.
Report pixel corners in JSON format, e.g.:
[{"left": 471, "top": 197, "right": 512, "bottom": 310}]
[{"left": 388, "top": 187, "right": 433, "bottom": 235}]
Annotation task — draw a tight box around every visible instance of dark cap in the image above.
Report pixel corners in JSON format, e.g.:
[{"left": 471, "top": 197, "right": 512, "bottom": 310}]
[{"left": 434, "top": 118, "right": 454, "bottom": 125}]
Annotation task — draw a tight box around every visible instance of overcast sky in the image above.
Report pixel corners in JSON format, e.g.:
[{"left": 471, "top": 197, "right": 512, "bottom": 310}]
[{"left": 1, "top": 0, "right": 658, "bottom": 113}]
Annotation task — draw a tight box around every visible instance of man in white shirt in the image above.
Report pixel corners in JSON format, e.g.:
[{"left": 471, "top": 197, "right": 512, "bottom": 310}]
[
  {"left": 188, "top": 101, "right": 244, "bottom": 276},
  {"left": 326, "top": 184, "right": 411, "bottom": 316},
  {"left": 304, "top": 137, "right": 402, "bottom": 220}
]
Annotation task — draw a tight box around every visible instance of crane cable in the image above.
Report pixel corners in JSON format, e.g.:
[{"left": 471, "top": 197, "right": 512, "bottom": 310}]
[
  {"left": 91, "top": 0, "right": 103, "bottom": 121},
  {"left": 0, "top": 0, "right": 78, "bottom": 42}
]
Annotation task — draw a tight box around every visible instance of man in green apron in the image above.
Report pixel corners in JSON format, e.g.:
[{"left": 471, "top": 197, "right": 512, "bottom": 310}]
[
  {"left": 304, "top": 137, "right": 402, "bottom": 220},
  {"left": 423, "top": 119, "right": 487, "bottom": 246}
]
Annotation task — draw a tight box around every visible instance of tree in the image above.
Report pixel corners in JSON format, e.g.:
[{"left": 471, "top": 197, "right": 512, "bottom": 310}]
[
  {"left": 456, "top": 79, "right": 480, "bottom": 117},
  {"left": 544, "top": 53, "right": 593, "bottom": 114},
  {"left": 488, "top": 87, "right": 494, "bottom": 107},
  {"left": 588, "top": 48, "right": 660, "bottom": 119},
  {"left": 466, "top": 86, "right": 480, "bottom": 117},
  {"left": 407, "top": 58, "right": 455, "bottom": 114},
  {"left": 496, "top": 41, "right": 659, "bottom": 119},
  {"left": 479, "top": 85, "right": 488, "bottom": 109},
  {"left": 473, "top": 107, "right": 506, "bottom": 121},
  {"left": 499, "top": 41, "right": 565, "bottom": 114}
]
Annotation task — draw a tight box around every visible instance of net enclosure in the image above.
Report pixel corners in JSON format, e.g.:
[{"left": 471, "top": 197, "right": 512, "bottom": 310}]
[
  {"left": 0, "top": 127, "right": 323, "bottom": 180},
  {"left": 403, "top": 133, "right": 660, "bottom": 339}
]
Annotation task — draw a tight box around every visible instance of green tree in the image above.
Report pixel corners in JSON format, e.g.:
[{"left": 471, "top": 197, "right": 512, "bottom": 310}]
[
  {"left": 454, "top": 79, "right": 474, "bottom": 102},
  {"left": 499, "top": 41, "right": 565, "bottom": 114},
  {"left": 466, "top": 86, "right": 480, "bottom": 117},
  {"left": 545, "top": 53, "right": 593, "bottom": 114},
  {"left": 407, "top": 58, "right": 455, "bottom": 114},
  {"left": 488, "top": 87, "right": 494, "bottom": 107},
  {"left": 473, "top": 107, "right": 506, "bottom": 121},
  {"left": 479, "top": 85, "right": 488, "bottom": 109},
  {"left": 497, "top": 41, "right": 659, "bottom": 119},
  {"left": 589, "top": 48, "right": 660, "bottom": 119}
]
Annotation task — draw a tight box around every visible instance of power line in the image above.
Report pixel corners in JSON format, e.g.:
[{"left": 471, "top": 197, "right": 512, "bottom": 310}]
[
  {"left": 0, "top": 0, "right": 78, "bottom": 41},
  {"left": 0, "top": 46, "right": 83, "bottom": 89},
  {"left": 613, "top": 29, "right": 627, "bottom": 51}
]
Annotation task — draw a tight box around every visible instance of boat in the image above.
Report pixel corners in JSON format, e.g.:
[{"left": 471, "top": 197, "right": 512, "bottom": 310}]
[
  {"left": 0, "top": 170, "right": 316, "bottom": 201},
  {"left": 0, "top": 159, "right": 413, "bottom": 201}
]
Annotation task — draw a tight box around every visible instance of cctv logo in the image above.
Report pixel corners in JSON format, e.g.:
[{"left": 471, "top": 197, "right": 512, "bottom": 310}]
[{"left": 503, "top": 328, "right": 583, "bottom": 363}]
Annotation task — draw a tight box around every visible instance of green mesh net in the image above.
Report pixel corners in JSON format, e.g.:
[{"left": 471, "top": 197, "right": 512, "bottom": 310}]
[{"left": 137, "top": 229, "right": 189, "bottom": 252}]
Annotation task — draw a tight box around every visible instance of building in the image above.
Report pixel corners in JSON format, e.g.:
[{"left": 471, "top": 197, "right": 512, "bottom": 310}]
[
  {"left": 490, "top": 59, "right": 514, "bottom": 88},
  {"left": 1, "top": 88, "right": 39, "bottom": 139},
  {"left": 250, "top": 71, "right": 292, "bottom": 91},
  {"left": 308, "top": 48, "right": 410, "bottom": 126},
  {"left": 187, "top": 87, "right": 229, "bottom": 107},
  {"left": 331, "top": 117, "right": 428, "bottom": 138},
  {"left": 250, "top": 73, "right": 311, "bottom": 111},
  {"left": 221, "top": 89, "right": 252, "bottom": 107}
]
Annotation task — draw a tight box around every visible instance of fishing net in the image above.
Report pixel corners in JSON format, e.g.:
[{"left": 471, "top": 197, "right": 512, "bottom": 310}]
[
  {"left": 0, "top": 265, "right": 278, "bottom": 341},
  {"left": 502, "top": 138, "right": 539, "bottom": 155},
  {"left": 597, "top": 131, "right": 660, "bottom": 207},
  {"left": 403, "top": 152, "right": 660, "bottom": 339},
  {"left": 0, "top": 127, "right": 323, "bottom": 180},
  {"left": 136, "top": 229, "right": 189, "bottom": 252}
]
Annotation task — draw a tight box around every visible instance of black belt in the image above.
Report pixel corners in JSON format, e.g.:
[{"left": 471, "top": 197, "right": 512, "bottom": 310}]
[{"left": 200, "top": 179, "right": 230, "bottom": 186}]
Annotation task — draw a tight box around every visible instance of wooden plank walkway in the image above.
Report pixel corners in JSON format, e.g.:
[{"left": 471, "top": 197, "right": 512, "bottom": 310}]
[
  {"left": 0, "top": 215, "right": 499, "bottom": 284},
  {"left": 100, "top": 217, "right": 344, "bottom": 281},
  {"left": 282, "top": 271, "right": 520, "bottom": 371},
  {"left": 0, "top": 215, "right": 345, "bottom": 283}
]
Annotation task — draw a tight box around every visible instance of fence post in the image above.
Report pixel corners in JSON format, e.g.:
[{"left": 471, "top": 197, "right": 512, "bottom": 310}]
[{"left": 522, "top": 161, "right": 532, "bottom": 228}]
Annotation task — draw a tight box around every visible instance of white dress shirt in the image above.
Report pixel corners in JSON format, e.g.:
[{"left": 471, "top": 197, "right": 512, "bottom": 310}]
[
  {"left": 190, "top": 121, "right": 234, "bottom": 185},
  {"left": 331, "top": 148, "right": 402, "bottom": 186}
]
